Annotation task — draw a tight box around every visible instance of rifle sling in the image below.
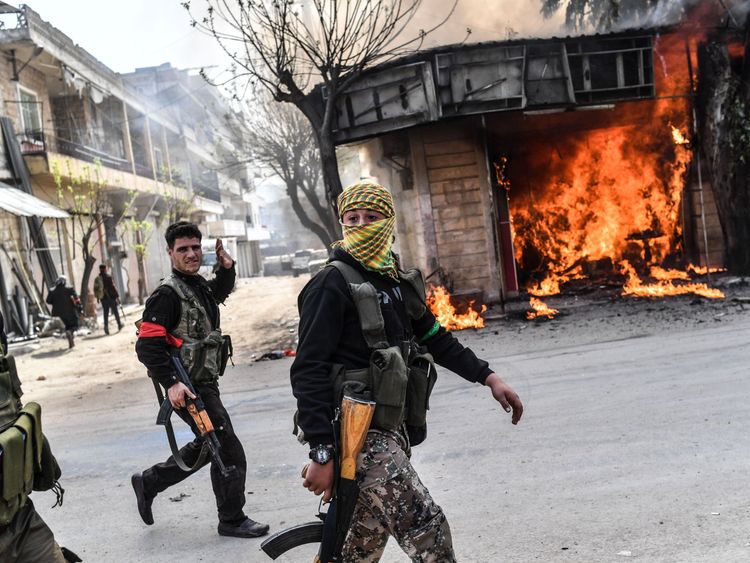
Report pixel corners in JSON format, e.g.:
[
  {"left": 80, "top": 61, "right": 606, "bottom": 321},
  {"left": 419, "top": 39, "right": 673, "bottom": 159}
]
[{"left": 151, "top": 377, "right": 208, "bottom": 473}]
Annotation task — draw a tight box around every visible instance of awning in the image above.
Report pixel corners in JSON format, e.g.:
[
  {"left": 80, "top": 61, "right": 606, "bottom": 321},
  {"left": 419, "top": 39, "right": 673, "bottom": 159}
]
[{"left": 0, "top": 184, "right": 70, "bottom": 218}]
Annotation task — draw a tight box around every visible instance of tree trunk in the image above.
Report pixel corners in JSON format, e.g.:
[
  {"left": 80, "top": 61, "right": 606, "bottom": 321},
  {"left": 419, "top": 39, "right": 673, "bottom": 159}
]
[
  {"left": 317, "top": 134, "right": 344, "bottom": 207},
  {"left": 697, "top": 40, "right": 750, "bottom": 274},
  {"left": 286, "top": 180, "right": 335, "bottom": 247},
  {"left": 79, "top": 230, "right": 97, "bottom": 311},
  {"left": 298, "top": 93, "right": 344, "bottom": 214},
  {"left": 79, "top": 254, "right": 96, "bottom": 312},
  {"left": 135, "top": 228, "right": 147, "bottom": 305}
]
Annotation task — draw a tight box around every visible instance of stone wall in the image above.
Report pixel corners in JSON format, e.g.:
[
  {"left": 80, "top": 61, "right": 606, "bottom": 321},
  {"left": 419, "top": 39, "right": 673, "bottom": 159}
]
[{"left": 409, "top": 120, "right": 502, "bottom": 301}]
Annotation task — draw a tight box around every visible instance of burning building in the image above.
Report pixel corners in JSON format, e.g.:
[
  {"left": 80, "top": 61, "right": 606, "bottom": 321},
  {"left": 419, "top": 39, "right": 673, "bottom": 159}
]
[{"left": 329, "top": 7, "right": 742, "bottom": 308}]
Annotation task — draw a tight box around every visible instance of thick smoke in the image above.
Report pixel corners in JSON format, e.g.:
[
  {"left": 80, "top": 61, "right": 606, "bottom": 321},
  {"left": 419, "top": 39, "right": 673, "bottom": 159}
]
[
  {"left": 405, "top": 0, "right": 566, "bottom": 48},
  {"left": 610, "top": 0, "right": 750, "bottom": 32},
  {"left": 404, "top": 0, "right": 750, "bottom": 49}
]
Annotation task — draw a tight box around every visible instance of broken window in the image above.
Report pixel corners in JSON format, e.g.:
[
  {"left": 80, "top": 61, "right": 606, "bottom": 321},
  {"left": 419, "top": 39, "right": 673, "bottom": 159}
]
[{"left": 566, "top": 36, "right": 654, "bottom": 103}]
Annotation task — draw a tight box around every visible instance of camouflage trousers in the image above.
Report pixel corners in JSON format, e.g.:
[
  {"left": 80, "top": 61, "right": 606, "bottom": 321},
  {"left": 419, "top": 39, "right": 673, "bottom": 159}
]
[{"left": 341, "top": 430, "right": 456, "bottom": 563}]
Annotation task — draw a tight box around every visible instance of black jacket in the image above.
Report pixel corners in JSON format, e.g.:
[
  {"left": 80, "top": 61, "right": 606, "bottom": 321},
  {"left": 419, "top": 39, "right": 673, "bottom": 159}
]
[
  {"left": 46, "top": 285, "right": 79, "bottom": 329},
  {"left": 136, "top": 264, "right": 235, "bottom": 388},
  {"left": 290, "top": 249, "right": 492, "bottom": 447}
]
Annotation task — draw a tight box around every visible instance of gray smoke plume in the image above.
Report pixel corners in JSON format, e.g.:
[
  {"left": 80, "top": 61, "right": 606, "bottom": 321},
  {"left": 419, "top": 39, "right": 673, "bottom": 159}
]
[
  {"left": 405, "top": 0, "right": 567, "bottom": 48},
  {"left": 612, "top": 0, "right": 750, "bottom": 32}
]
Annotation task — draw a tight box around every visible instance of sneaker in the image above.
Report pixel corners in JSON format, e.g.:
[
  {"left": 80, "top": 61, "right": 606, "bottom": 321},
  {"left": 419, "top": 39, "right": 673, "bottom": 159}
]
[
  {"left": 131, "top": 472, "right": 155, "bottom": 525},
  {"left": 217, "top": 518, "right": 269, "bottom": 538}
]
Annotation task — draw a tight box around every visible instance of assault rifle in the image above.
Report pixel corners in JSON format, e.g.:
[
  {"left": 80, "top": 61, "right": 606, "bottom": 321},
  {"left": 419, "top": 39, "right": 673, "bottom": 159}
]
[
  {"left": 156, "top": 351, "right": 237, "bottom": 478},
  {"left": 261, "top": 393, "right": 376, "bottom": 561}
]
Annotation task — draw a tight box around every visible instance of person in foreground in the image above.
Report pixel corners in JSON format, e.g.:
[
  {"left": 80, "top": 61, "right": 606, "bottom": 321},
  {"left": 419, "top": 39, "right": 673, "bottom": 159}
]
[
  {"left": 0, "top": 311, "right": 80, "bottom": 563},
  {"left": 131, "top": 221, "right": 269, "bottom": 538},
  {"left": 290, "top": 180, "right": 523, "bottom": 561}
]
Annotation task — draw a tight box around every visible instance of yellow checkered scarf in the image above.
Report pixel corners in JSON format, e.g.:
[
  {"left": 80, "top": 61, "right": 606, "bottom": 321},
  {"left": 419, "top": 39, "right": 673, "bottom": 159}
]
[{"left": 334, "top": 181, "right": 398, "bottom": 280}]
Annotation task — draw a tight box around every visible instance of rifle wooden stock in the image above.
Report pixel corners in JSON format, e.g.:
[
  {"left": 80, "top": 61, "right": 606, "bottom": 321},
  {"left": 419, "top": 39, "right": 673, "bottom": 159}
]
[
  {"left": 339, "top": 396, "right": 376, "bottom": 480},
  {"left": 152, "top": 352, "right": 237, "bottom": 478},
  {"left": 260, "top": 394, "right": 376, "bottom": 561},
  {"left": 319, "top": 394, "right": 376, "bottom": 563}
]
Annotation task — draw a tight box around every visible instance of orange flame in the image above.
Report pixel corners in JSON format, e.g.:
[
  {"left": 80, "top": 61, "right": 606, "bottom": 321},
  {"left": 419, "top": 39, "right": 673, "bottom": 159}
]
[
  {"left": 504, "top": 30, "right": 728, "bottom": 302},
  {"left": 426, "top": 285, "right": 486, "bottom": 331},
  {"left": 621, "top": 261, "right": 724, "bottom": 299},
  {"left": 528, "top": 277, "right": 561, "bottom": 297},
  {"left": 687, "top": 264, "right": 727, "bottom": 276},
  {"left": 527, "top": 298, "right": 559, "bottom": 320},
  {"left": 670, "top": 124, "right": 690, "bottom": 146}
]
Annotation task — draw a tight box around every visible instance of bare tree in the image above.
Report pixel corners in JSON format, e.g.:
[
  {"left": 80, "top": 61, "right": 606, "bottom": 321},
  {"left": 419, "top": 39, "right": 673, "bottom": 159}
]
[
  {"left": 183, "top": 0, "right": 458, "bottom": 211},
  {"left": 53, "top": 160, "right": 133, "bottom": 310},
  {"left": 249, "top": 100, "right": 339, "bottom": 247}
]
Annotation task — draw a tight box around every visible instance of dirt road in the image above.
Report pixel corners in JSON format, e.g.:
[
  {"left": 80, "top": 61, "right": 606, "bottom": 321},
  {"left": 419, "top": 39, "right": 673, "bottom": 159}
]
[
  {"left": 14, "top": 275, "right": 310, "bottom": 402},
  {"left": 13, "top": 275, "right": 750, "bottom": 562}
]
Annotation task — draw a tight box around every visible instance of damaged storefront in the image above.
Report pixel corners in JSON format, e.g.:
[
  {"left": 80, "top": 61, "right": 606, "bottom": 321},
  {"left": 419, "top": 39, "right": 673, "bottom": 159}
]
[{"left": 332, "top": 18, "right": 737, "bottom": 308}]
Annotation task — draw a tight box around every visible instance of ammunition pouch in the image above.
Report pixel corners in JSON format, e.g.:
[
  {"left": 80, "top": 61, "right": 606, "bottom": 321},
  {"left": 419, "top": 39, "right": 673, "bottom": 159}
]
[
  {"left": 219, "top": 335, "right": 233, "bottom": 376},
  {"left": 330, "top": 345, "right": 437, "bottom": 443},
  {"left": 180, "top": 329, "right": 225, "bottom": 385},
  {"left": 405, "top": 350, "right": 437, "bottom": 446},
  {"left": 0, "top": 356, "right": 23, "bottom": 433},
  {"left": 369, "top": 347, "right": 408, "bottom": 431},
  {"left": 319, "top": 260, "right": 439, "bottom": 446},
  {"left": 0, "top": 402, "right": 44, "bottom": 526}
]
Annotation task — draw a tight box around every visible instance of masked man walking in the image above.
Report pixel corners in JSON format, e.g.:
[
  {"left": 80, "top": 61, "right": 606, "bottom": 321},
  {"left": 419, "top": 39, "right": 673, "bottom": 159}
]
[{"left": 291, "top": 181, "right": 523, "bottom": 561}]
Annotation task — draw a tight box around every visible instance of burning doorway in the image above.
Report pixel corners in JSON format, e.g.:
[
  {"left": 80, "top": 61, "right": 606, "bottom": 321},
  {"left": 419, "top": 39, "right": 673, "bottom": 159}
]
[{"left": 486, "top": 36, "right": 725, "bottom": 304}]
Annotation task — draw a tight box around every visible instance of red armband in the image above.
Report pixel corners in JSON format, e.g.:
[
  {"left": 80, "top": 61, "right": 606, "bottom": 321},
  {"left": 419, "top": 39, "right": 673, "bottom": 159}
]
[{"left": 138, "top": 322, "right": 184, "bottom": 348}]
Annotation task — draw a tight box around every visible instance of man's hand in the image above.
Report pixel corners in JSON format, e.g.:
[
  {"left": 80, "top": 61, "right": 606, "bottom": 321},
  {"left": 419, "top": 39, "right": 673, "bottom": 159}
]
[
  {"left": 167, "top": 382, "right": 196, "bottom": 409},
  {"left": 484, "top": 373, "right": 523, "bottom": 425},
  {"left": 215, "top": 238, "right": 234, "bottom": 269},
  {"left": 302, "top": 458, "right": 334, "bottom": 503}
]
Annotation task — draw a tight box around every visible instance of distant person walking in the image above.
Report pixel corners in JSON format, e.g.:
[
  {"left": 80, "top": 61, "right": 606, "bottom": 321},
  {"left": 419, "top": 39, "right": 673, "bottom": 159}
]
[
  {"left": 46, "top": 276, "right": 80, "bottom": 349},
  {"left": 93, "top": 264, "right": 122, "bottom": 335}
]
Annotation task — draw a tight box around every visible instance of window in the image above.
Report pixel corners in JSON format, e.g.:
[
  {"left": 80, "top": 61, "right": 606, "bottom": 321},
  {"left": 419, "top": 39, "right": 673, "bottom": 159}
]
[{"left": 18, "top": 86, "right": 41, "bottom": 134}]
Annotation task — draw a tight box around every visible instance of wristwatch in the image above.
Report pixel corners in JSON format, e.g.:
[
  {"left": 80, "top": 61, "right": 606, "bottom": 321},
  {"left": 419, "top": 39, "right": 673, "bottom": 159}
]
[{"left": 309, "top": 444, "right": 335, "bottom": 465}]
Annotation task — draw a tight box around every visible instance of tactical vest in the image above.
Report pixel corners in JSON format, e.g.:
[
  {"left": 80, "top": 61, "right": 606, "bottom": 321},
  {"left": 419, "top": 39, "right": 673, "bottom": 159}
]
[
  {"left": 159, "top": 274, "right": 227, "bottom": 385},
  {"left": 0, "top": 349, "right": 43, "bottom": 526},
  {"left": 327, "top": 261, "right": 438, "bottom": 446}
]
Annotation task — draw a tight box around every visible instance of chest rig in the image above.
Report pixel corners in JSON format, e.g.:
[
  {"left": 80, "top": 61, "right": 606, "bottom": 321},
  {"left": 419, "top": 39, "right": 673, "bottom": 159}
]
[
  {"left": 0, "top": 347, "right": 44, "bottom": 526},
  {"left": 327, "top": 261, "right": 438, "bottom": 446},
  {"left": 160, "top": 274, "right": 227, "bottom": 385}
]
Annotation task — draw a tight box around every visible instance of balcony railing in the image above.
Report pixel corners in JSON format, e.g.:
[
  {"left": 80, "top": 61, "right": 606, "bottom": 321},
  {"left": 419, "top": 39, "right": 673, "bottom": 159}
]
[
  {"left": 133, "top": 162, "right": 154, "bottom": 179},
  {"left": 56, "top": 138, "right": 132, "bottom": 173},
  {"left": 18, "top": 129, "right": 46, "bottom": 155}
]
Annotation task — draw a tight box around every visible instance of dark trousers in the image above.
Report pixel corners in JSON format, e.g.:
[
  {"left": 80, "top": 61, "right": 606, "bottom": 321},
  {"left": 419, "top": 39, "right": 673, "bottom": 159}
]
[
  {"left": 141, "top": 383, "right": 248, "bottom": 524},
  {"left": 101, "top": 297, "right": 121, "bottom": 333},
  {"left": 0, "top": 500, "right": 66, "bottom": 563}
]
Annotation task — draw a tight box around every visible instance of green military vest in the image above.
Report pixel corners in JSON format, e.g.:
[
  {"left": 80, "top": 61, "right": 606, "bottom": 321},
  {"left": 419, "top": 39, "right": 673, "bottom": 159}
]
[
  {"left": 159, "top": 274, "right": 225, "bottom": 385},
  {"left": 0, "top": 347, "right": 43, "bottom": 526},
  {"left": 326, "top": 261, "right": 438, "bottom": 446}
]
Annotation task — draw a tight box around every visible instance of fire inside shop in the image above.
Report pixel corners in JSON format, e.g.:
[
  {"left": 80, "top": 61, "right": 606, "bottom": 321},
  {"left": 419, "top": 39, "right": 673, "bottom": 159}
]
[{"left": 324, "top": 3, "right": 746, "bottom": 328}]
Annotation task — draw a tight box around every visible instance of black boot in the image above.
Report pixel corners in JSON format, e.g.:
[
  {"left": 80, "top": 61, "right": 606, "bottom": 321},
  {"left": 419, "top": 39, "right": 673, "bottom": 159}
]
[
  {"left": 65, "top": 331, "right": 74, "bottom": 349},
  {"left": 131, "top": 473, "right": 155, "bottom": 525},
  {"left": 217, "top": 517, "right": 270, "bottom": 538}
]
